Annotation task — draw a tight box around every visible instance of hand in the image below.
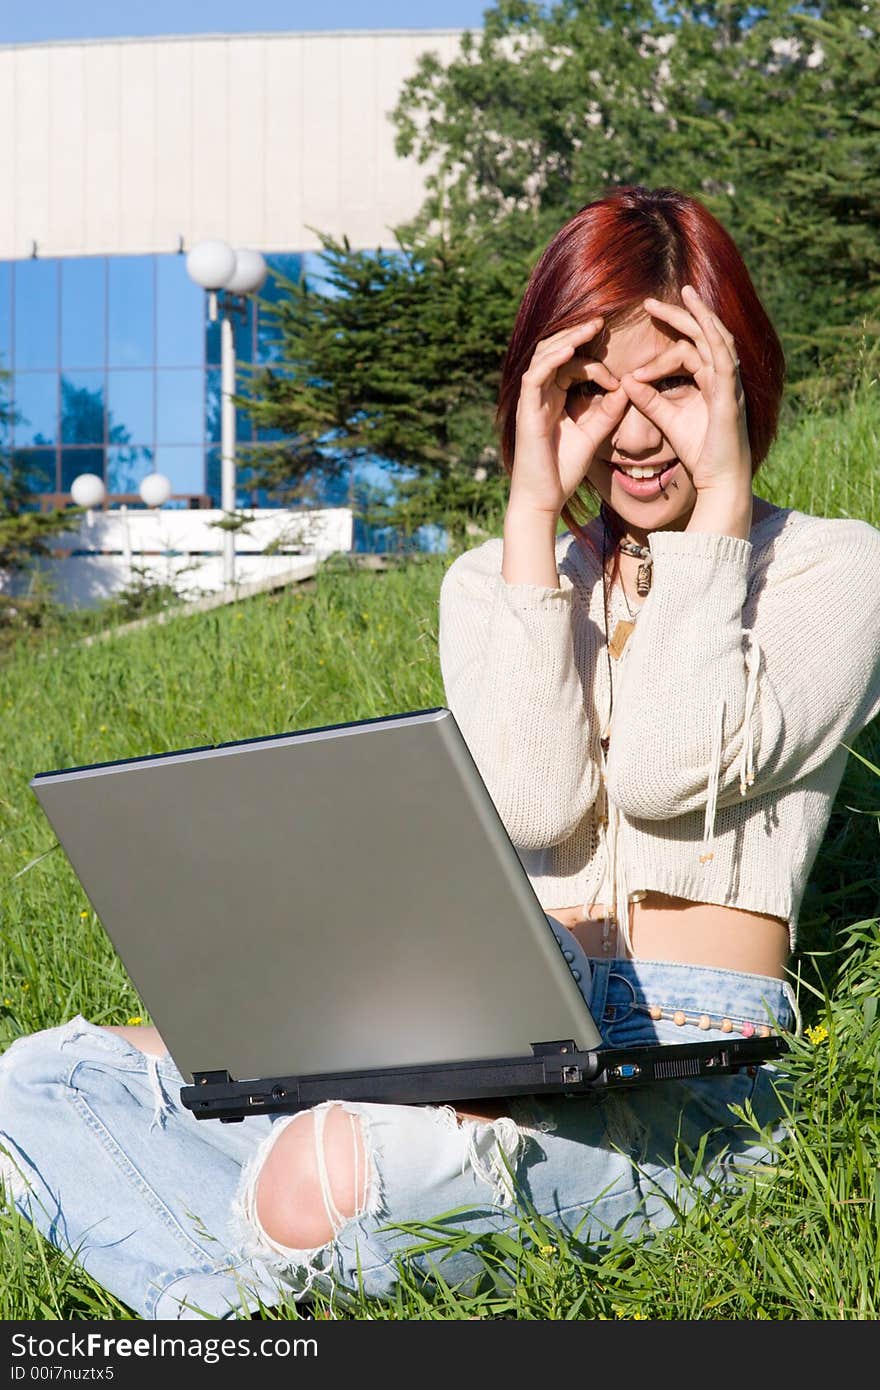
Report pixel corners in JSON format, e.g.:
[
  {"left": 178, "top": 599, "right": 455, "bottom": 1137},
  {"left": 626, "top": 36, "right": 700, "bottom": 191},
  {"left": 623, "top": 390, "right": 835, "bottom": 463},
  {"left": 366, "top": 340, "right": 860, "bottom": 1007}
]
[
  {"left": 620, "top": 285, "right": 751, "bottom": 496},
  {"left": 510, "top": 318, "right": 629, "bottom": 518}
]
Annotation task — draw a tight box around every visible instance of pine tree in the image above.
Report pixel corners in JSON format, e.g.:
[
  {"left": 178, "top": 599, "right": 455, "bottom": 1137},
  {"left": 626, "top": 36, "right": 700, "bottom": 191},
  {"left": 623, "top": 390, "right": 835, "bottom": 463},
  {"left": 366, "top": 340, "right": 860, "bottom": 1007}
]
[
  {"left": 0, "top": 370, "right": 76, "bottom": 628},
  {"left": 242, "top": 229, "right": 522, "bottom": 545}
]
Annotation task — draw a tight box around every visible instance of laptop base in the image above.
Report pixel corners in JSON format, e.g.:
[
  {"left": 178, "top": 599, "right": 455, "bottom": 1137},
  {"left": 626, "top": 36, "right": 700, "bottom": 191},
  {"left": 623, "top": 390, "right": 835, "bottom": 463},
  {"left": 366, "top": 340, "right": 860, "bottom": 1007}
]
[{"left": 180, "top": 1035, "right": 788, "bottom": 1123}]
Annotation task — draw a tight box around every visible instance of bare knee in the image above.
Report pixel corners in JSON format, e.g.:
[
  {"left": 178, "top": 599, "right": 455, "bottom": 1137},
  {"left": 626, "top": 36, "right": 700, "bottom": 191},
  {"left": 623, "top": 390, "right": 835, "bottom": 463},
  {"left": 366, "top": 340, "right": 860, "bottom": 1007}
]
[{"left": 255, "top": 1105, "right": 369, "bottom": 1251}]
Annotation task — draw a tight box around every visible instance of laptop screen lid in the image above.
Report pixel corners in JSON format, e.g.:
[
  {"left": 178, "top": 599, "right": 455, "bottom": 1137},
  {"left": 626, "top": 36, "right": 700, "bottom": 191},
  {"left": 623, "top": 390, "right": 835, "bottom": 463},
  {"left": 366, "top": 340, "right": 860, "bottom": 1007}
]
[{"left": 30, "top": 708, "right": 602, "bottom": 1086}]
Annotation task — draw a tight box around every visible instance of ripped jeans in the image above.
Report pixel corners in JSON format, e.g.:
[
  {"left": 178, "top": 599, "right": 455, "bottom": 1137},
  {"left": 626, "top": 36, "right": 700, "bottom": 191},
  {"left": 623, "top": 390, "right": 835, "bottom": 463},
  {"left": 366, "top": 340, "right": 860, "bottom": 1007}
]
[{"left": 0, "top": 926, "right": 799, "bottom": 1320}]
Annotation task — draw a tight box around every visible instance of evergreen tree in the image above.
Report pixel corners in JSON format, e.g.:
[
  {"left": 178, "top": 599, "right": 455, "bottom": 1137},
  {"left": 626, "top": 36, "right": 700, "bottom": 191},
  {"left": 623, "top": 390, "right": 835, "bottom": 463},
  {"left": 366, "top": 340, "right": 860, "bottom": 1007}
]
[
  {"left": 243, "top": 231, "right": 522, "bottom": 546},
  {"left": 0, "top": 371, "right": 76, "bottom": 627},
  {"left": 392, "top": 0, "right": 879, "bottom": 389}
]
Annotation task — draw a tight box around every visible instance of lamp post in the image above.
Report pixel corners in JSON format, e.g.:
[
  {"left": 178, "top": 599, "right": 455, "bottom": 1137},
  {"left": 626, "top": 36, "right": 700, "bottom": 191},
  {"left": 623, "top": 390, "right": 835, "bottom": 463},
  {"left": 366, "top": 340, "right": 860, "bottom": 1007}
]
[{"left": 185, "top": 241, "right": 268, "bottom": 591}]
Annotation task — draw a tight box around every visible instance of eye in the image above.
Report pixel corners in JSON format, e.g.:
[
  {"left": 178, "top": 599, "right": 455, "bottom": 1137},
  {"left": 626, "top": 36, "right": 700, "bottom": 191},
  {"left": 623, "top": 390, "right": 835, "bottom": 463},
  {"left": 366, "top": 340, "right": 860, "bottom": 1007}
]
[
  {"left": 656, "top": 374, "right": 696, "bottom": 392},
  {"left": 569, "top": 380, "right": 607, "bottom": 399}
]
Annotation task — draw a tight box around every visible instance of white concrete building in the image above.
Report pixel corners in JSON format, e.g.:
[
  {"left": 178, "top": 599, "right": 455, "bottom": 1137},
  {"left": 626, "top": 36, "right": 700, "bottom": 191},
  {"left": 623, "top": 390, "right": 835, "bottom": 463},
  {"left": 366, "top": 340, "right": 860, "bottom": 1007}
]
[{"left": 0, "top": 29, "right": 467, "bottom": 606}]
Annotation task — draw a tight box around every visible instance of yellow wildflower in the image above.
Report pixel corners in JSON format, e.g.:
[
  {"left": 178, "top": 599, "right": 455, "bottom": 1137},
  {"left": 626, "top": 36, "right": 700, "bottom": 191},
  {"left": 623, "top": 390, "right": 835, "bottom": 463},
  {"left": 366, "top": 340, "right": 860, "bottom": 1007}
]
[
  {"left": 80, "top": 910, "right": 89, "bottom": 919},
  {"left": 99, "top": 724, "right": 108, "bottom": 733},
  {"left": 806, "top": 1023, "right": 829, "bottom": 1045},
  {"left": 3, "top": 998, "right": 12, "bottom": 1007},
  {"left": 126, "top": 1016, "right": 143, "bottom": 1026}
]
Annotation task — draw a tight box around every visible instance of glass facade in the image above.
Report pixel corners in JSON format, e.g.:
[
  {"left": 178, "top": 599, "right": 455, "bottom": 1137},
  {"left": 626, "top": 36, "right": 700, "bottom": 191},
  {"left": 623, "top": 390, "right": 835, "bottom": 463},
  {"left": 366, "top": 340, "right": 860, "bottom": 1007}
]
[{"left": 0, "top": 250, "right": 320, "bottom": 511}]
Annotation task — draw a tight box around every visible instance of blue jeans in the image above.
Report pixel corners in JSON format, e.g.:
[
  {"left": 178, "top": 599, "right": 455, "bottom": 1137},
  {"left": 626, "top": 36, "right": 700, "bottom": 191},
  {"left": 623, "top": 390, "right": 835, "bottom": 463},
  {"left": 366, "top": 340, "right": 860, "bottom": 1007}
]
[{"left": 0, "top": 923, "right": 798, "bottom": 1320}]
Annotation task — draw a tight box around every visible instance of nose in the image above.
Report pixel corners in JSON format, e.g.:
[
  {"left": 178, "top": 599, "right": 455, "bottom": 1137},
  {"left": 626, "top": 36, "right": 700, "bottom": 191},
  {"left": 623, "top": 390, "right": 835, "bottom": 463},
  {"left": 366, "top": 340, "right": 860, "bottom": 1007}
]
[{"left": 611, "top": 401, "right": 663, "bottom": 457}]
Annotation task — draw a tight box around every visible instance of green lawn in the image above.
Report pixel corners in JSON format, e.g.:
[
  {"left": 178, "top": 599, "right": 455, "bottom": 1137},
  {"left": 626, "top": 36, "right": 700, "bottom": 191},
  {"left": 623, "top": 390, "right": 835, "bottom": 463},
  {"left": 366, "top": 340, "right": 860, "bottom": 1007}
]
[{"left": 1, "top": 381, "right": 879, "bottom": 1319}]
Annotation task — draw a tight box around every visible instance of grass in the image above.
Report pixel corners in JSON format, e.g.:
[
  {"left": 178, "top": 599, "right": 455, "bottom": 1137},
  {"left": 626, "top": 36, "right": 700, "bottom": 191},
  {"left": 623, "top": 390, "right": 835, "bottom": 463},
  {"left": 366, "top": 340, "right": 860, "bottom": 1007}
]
[{"left": 1, "top": 377, "right": 879, "bottom": 1320}]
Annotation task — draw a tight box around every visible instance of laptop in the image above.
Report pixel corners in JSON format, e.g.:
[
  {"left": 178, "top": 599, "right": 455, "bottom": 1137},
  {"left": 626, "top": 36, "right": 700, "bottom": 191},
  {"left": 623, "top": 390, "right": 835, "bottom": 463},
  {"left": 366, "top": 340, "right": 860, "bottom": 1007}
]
[{"left": 30, "top": 707, "right": 786, "bottom": 1123}]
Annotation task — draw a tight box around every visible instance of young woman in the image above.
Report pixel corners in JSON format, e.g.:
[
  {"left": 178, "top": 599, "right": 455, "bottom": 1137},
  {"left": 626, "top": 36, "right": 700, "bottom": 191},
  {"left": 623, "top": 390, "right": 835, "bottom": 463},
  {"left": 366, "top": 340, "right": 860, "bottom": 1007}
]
[{"left": 3, "top": 186, "right": 880, "bottom": 1321}]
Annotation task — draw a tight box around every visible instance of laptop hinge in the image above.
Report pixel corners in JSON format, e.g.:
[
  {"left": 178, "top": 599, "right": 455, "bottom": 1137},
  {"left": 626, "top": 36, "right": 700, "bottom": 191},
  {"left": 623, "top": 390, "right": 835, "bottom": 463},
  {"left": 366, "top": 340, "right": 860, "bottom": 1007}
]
[
  {"left": 531, "top": 1039, "right": 579, "bottom": 1057},
  {"left": 193, "top": 1069, "right": 234, "bottom": 1086}
]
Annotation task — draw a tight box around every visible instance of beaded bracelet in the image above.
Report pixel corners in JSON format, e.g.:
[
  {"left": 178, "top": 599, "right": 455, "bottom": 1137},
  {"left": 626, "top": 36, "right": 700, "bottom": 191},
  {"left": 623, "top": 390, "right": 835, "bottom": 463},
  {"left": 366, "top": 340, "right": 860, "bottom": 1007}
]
[{"left": 641, "top": 1003, "right": 774, "bottom": 1038}]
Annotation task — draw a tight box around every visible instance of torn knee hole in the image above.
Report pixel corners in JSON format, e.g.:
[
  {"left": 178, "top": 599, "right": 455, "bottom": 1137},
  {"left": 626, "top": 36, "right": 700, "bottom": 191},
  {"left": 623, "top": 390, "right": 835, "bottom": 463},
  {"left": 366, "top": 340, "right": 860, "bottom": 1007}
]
[{"left": 254, "top": 1105, "right": 369, "bottom": 1252}]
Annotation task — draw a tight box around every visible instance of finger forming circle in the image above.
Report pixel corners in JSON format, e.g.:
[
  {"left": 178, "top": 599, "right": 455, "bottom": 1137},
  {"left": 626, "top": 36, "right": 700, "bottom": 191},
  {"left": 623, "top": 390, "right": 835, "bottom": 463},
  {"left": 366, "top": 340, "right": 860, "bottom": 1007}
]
[{"left": 556, "top": 356, "right": 620, "bottom": 393}]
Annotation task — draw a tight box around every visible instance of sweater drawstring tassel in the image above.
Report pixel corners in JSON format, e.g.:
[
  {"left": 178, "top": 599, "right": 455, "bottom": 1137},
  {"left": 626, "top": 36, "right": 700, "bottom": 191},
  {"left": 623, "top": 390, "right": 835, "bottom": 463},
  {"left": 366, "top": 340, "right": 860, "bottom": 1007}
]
[
  {"left": 737, "top": 633, "right": 760, "bottom": 796},
  {"left": 699, "top": 696, "right": 726, "bottom": 867},
  {"left": 581, "top": 770, "right": 609, "bottom": 925}
]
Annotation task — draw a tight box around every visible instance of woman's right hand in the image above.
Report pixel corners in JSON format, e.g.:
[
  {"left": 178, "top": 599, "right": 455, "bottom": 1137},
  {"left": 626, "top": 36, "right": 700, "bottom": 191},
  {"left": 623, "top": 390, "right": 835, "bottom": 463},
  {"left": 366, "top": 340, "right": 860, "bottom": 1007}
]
[{"left": 510, "top": 318, "right": 628, "bottom": 519}]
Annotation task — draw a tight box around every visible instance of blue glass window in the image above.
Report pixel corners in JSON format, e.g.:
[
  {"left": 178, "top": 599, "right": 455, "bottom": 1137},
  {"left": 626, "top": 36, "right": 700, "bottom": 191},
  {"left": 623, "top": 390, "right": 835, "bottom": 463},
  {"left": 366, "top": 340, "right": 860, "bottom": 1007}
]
[
  {"left": 109, "top": 257, "right": 154, "bottom": 368},
  {"left": 106, "top": 445, "right": 154, "bottom": 495},
  {"left": 235, "top": 301, "right": 255, "bottom": 365},
  {"left": 61, "top": 373, "right": 106, "bottom": 445},
  {"left": 15, "top": 448, "right": 57, "bottom": 495},
  {"left": 206, "top": 446, "right": 221, "bottom": 505},
  {"left": 205, "top": 313, "right": 221, "bottom": 367},
  {"left": 0, "top": 262, "right": 11, "bottom": 368},
  {"left": 206, "top": 299, "right": 256, "bottom": 366},
  {"left": 206, "top": 447, "right": 252, "bottom": 509},
  {"left": 256, "top": 422, "right": 285, "bottom": 442},
  {"left": 14, "top": 260, "right": 59, "bottom": 370},
  {"left": 61, "top": 447, "right": 104, "bottom": 492},
  {"left": 61, "top": 258, "right": 106, "bottom": 369},
  {"left": 157, "top": 256, "right": 204, "bottom": 367},
  {"left": 204, "top": 368, "right": 255, "bottom": 444},
  {"left": 108, "top": 370, "right": 154, "bottom": 447},
  {"left": 153, "top": 446, "right": 205, "bottom": 497},
  {"left": 205, "top": 369, "right": 221, "bottom": 442},
  {"left": 257, "top": 255, "right": 303, "bottom": 364},
  {"left": 156, "top": 369, "right": 203, "bottom": 444},
  {"left": 13, "top": 373, "right": 57, "bottom": 446}
]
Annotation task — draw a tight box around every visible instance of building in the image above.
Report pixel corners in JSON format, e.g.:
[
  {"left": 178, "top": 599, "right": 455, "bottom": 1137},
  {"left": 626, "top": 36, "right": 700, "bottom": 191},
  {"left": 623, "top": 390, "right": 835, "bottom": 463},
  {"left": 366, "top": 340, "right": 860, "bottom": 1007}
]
[{"left": 0, "top": 29, "right": 467, "bottom": 604}]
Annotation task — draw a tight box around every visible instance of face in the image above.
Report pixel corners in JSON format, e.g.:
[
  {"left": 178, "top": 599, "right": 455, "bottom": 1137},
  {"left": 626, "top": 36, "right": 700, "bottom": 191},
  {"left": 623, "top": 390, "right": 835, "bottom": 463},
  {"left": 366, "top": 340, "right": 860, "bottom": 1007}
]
[{"left": 566, "top": 313, "right": 707, "bottom": 539}]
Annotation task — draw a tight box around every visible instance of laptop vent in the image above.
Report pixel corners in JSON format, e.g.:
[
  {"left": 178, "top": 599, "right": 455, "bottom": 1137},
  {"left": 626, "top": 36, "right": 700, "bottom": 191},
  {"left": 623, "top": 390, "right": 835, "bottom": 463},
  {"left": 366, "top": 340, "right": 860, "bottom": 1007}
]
[{"left": 654, "top": 1055, "right": 703, "bottom": 1080}]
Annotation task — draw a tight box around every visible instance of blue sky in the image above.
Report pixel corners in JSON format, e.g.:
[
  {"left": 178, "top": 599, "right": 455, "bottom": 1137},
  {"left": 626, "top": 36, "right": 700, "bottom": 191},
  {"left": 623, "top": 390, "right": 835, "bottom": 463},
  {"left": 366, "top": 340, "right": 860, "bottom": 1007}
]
[{"left": 0, "top": 1, "right": 490, "bottom": 45}]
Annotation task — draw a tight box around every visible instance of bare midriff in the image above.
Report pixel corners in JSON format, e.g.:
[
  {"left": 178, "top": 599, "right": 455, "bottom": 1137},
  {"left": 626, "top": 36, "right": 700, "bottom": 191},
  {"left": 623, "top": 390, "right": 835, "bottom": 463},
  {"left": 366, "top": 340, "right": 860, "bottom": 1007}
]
[{"left": 547, "top": 892, "right": 790, "bottom": 979}]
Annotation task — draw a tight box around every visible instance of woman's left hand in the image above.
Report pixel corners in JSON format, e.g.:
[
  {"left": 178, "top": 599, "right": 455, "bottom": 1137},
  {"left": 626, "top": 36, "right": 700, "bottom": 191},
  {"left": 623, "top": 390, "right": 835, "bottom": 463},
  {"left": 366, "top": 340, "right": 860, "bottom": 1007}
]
[{"left": 620, "top": 284, "right": 751, "bottom": 495}]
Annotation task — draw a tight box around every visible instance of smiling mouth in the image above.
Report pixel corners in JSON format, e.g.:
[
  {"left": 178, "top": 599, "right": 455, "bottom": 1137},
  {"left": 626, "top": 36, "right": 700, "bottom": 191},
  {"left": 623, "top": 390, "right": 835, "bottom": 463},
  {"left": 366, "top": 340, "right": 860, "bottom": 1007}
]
[{"left": 603, "top": 459, "right": 678, "bottom": 479}]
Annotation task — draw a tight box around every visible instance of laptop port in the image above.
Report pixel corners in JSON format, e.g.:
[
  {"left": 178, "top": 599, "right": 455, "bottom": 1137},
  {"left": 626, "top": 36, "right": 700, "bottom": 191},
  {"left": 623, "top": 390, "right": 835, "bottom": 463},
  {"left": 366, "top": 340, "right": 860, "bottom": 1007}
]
[{"left": 610, "top": 1063, "right": 641, "bottom": 1080}]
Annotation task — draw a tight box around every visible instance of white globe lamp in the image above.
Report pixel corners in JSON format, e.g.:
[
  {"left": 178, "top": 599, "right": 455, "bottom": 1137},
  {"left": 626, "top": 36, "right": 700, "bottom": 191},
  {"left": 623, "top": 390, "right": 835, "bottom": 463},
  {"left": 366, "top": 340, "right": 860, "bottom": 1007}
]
[
  {"left": 70, "top": 472, "right": 106, "bottom": 527},
  {"left": 225, "top": 249, "right": 268, "bottom": 296},
  {"left": 70, "top": 473, "right": 106, "bottom": 509},
  {"left": 185, "top": 239, "right": 236, "bottom": 291},
  {"left": 138, "top": 472, "right": 173, "bottom": 509}
]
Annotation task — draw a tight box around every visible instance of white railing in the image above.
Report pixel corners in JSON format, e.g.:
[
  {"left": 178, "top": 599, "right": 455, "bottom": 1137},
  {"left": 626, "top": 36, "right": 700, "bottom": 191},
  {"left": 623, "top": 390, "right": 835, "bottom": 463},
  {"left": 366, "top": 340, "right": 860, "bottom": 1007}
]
[{"left": 5, "top": 507, "right": 354, "bottom": 609}]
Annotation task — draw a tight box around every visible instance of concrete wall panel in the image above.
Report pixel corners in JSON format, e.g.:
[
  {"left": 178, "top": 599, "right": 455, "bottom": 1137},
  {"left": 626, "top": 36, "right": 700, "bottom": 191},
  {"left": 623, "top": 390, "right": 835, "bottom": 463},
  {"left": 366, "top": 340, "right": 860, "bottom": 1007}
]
[{"left": 1, "top": 30, "right": 468, "bottom": 259}]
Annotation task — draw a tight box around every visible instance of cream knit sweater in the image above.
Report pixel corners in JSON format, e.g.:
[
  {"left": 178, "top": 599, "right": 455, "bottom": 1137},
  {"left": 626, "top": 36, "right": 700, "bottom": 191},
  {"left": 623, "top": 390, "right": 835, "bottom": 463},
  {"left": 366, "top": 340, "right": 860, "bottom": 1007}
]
[{"left": 438, "top": 501, "right": 880, "bottom": 951}]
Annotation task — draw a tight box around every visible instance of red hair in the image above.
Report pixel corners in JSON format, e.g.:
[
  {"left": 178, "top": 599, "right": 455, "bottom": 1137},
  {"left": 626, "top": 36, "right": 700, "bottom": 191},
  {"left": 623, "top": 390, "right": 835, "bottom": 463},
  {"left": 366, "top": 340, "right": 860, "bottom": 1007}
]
[{"left": 496, "top": 186, "right": 786, "bottom": 564}]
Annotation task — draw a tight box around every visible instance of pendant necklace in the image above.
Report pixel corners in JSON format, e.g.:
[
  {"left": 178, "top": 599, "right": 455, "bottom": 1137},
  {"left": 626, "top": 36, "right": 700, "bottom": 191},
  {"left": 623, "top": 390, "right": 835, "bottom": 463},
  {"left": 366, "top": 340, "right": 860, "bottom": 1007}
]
[
  {"left": 605, "top": 543, "right": 647, "bottom": 662},
  {"left": 618, "top": 535, "right": 654, "bottom": 597}
]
